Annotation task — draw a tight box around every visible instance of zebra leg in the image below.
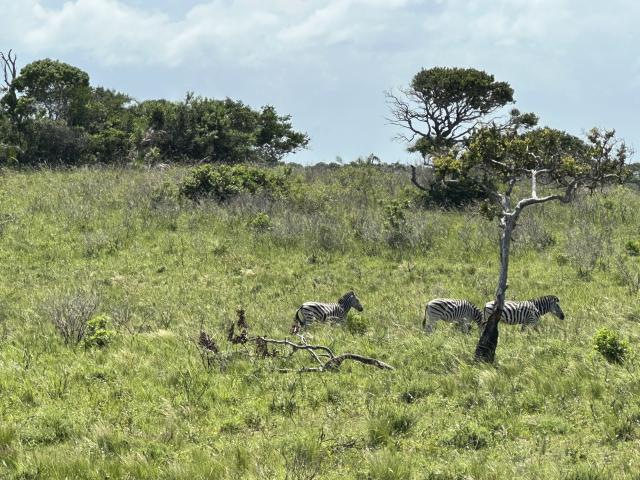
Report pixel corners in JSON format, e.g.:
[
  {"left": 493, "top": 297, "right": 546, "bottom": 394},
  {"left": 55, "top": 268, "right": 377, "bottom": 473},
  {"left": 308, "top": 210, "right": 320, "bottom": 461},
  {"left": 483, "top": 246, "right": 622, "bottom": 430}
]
[{"left": 461, "top": 319, "right": 472, "bottom": 334}]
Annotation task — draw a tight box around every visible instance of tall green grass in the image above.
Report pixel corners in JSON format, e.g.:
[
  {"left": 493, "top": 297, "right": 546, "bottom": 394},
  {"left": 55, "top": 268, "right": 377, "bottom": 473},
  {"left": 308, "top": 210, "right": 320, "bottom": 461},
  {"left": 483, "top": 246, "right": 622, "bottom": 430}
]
[{"left": 0, "top": 165, "right": 639, "bottom": 479}]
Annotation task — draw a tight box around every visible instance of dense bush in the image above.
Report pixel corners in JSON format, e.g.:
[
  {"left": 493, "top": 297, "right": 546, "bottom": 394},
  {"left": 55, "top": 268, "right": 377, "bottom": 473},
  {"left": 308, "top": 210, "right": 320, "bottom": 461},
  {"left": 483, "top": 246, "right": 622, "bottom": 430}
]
[
  {"left": 22, "top": 119, "right": 90, "bottom": 166},
  {"left": 346, "top": 312, "right": 369, "bottom": 335},
  {"left": 0, "top": 57, "right": 308, "bottom": 166},
  {"left": 179, "top": 164, "right": 292, "bottom": 201},
  {"left": 383, "top": 199, "right": 413, "bottom": 249},
  {"left": 85, "top": 314, "right": 116, "bottom": 348},
  {"left": 424, "top": 177, "right": 490, "bottom": 208},
  {"left": 625, "top": 239, "right": 640, "bottom": 257},
  {"left": 593, "top": 328, "right": 629, "bottom": 364}
]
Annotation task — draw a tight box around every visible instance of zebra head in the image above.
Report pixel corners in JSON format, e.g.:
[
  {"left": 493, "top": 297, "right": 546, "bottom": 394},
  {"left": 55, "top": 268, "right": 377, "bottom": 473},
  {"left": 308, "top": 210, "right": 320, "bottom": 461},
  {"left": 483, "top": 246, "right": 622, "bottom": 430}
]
[
  {"left": 533, "top": 295, "right": 565, "bottom": 320},
  {"left": 339, "top": 291, "right": 363, "bottom": 312},
  {"left": 548, "top": 296, "right": 565, "bottom": 320}
]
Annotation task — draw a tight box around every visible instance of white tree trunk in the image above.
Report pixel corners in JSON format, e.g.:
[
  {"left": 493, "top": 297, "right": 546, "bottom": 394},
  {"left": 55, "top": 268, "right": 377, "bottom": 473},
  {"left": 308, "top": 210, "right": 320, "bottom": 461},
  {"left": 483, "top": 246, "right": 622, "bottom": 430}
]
[{"left": 475, "top": 213, "right": 515, "bottom": 362}]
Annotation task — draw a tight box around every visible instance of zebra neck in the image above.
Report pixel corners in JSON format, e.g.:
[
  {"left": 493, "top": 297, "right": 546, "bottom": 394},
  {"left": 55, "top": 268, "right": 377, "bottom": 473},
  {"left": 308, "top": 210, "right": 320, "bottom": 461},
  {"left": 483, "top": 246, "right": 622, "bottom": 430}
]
[{"left": 532, "top": 298, "right": 550, "bottom": 314}]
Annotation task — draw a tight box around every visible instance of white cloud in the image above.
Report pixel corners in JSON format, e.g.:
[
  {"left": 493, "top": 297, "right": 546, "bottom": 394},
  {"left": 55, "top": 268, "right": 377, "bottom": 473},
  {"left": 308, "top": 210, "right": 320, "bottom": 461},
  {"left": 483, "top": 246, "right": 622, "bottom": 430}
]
[
  {"left": 0, "top": 0, "right": 638, "bottom": 160},
  {"left": 0, "top": 0, "right": 419, "bottom": 66}
]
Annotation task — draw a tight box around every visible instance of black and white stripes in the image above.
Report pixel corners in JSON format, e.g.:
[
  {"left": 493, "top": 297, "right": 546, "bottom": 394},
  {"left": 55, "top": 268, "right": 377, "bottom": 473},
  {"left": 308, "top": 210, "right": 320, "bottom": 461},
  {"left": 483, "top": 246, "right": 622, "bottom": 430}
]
[
  {"left": 483, "top": 295, "right": 564, "bottom": 328},
  {"left": 424, "top": 298, "right": 483, "bottom": 333},
  {"left": 294, "top": 291, "right": 363, "bottom": 329}
]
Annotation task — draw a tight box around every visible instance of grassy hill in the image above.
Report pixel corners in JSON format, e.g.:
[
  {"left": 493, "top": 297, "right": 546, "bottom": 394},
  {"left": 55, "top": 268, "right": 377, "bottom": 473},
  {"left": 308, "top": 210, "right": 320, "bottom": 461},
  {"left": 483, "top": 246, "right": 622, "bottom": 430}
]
[{"left": 0, "top": 164, "right": 639, "bottom": 479}]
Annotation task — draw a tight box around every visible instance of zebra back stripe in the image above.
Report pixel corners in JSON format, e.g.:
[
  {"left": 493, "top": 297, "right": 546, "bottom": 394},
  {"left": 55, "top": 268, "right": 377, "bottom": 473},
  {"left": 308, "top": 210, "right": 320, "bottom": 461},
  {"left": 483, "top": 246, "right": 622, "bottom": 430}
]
[
  {"left": 424, "top": 298, "right": 483, "bottom": 331},
  {"left": 294, "top": 291, "right": 363, "bottom": 328},
  {"left": 483, "top": 295, "right": 563, "bottom": 326}
]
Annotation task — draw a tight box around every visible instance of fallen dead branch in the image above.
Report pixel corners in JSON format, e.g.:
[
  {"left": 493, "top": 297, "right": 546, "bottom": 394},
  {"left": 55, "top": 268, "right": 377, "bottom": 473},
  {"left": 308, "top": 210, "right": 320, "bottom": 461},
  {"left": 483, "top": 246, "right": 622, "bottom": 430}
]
[
  {"left": 196, "top": 309, "right": 395, "bottom": 373},
  {"left": 249, "top": 336, "right": 394, "bottom": 372}
]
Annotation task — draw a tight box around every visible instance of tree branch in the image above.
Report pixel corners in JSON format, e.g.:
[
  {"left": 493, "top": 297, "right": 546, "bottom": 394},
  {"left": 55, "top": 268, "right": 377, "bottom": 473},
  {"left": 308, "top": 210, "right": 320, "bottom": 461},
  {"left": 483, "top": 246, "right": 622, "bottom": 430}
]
[
  {"left": 250, "top": 336, "right": 335, "bottom": 359},
  {"left": 514, "top": 180, "right": 579, "bottom": 214},
  {"left": 410, "top": 165, "right": 430, "bottom": 192},
  {"left": 249, "top": 336, "right": 394, "bottom": 372},
  {"left": 323, "top": 353, "right": 395, "bottom": 371},
  {"left": 1, "top": 49, "right": 17, "bottom": 92}
]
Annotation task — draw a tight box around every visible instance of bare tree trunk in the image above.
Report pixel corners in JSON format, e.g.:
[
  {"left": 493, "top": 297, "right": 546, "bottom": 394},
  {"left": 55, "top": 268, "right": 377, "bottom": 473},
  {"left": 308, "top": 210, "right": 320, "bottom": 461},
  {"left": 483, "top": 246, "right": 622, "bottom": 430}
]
[{"left": 475, "top": 214, "right": 514, "bottom": 362}]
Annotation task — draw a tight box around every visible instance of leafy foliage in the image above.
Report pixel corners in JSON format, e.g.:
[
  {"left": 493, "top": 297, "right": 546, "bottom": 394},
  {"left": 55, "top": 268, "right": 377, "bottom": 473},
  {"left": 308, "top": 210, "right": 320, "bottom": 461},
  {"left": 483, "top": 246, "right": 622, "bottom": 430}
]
[
  {"left": 85, "top": 314, "right": 116, "bottom": 348},
  {"left": 0, "top": 53, "right": 308, "bottom": 166},
  {"left": 179, "top": 164, "right": 291, "bottom": 201},
  {"left": 424, "top": 176, "right": 489, "bottom": 208},
  {"left": 593, "top": 328, "right": 629, "bottom": 364},
  {"left": 346, "top": 312, "right": 369, "bottom": 335},
  {"left": 248, "top": 212, "right": 273, "bottom": 232},
  {"left": 13, "top": 58, "right": 90, "bottom": 125},
  {"left": 387, "top": 67, "right": 514, "bottom": 156},
  {"left": 625, "top": 239, "right": 640, "bottom": 257}
]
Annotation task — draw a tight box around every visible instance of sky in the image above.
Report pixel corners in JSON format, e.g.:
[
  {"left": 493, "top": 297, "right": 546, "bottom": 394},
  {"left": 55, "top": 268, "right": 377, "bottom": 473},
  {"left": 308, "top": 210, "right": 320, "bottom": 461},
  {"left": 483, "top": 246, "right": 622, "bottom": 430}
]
[{"left": 1, "top": 0, "right": 638, "bottom": 164}]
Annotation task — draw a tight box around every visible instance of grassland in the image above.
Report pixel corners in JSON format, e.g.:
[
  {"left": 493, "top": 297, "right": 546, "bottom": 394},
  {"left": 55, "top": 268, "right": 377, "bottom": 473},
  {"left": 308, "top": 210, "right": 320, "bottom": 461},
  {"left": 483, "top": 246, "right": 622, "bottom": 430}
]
[{"left": 0, "top": 164, "right": 639, "bottom": 479}]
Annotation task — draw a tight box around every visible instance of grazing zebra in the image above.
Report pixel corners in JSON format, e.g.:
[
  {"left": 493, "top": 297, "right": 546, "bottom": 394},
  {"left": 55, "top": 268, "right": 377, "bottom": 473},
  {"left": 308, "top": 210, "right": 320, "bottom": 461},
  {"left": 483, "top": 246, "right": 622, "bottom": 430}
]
[
  {"left": 483, "top": 295, "right": 565, "bottom": 329},
  {"left": 293, "top": 291, "right": 363, "bottom": 330},
  {"left": 423, "top": 298, "right": 483, "bottom": 333}
]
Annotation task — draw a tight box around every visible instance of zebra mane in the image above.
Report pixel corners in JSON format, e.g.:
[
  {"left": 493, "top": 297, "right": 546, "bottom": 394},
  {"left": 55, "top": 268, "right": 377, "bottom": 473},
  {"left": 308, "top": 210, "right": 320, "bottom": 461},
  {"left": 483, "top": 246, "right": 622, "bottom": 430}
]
[
  {"left": 530, "top": 295, "right": 559, "bottom": 312},
  {"left": 530, "top": 295, "right": 559, "bottom": 303},
  {"left": 338, "top": 291, "right": 355, "bottom": 306}
]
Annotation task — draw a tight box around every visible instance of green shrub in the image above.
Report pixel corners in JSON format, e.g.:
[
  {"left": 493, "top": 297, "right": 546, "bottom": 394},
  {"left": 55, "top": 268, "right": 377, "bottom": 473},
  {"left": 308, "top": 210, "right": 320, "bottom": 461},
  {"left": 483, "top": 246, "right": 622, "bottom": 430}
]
[
  {"left": 346, "top": 312, "right": 369, "bottom": 335},
  {"left": 179, "top": 164, "right": 290, "bottom": 201},
  {"left": 85, "top": 314, "right": 116, "bottom": 348},
  {"left": 383, "top": 199, "right": 413, "bottom": 249},
  {"left": 593, "top": 328, "right": 629, "bottom": 364},
  {"left": 425, "top": 176, "right": 489, "bottom": 208},
  {"left": 248, "top": 212, "right": 272, "bottom": 232},
  {"left": 625, "top": 239, "right": 640, "bottom": 256}
]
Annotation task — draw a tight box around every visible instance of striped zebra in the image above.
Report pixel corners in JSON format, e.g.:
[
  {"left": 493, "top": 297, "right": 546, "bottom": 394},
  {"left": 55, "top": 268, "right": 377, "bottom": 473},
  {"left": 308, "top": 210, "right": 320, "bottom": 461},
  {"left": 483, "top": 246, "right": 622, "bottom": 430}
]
[
  {"left": 293, "top": 291, "right": 363, "bottom": 330},
  {"left": 423, "top": 298, "right": 483, "bottom": 333},
  {"left": 483, "top": 295, "right": 565, "bottom": 329}
]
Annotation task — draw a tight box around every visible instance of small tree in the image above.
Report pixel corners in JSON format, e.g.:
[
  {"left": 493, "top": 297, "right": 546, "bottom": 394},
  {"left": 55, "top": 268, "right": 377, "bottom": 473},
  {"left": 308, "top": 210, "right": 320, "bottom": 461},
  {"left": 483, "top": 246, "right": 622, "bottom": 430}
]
[
  {"left": 441, "top": 122, "right": 628, "bottom": 362},
  {"left": 386, "top": 67, "right": 514, "bottom": 196},
  {"left": 13, "top": 58, "right": 91, "bottom": 126},
  {"left": 389, "top": 67, "right": 630, "bottom": 362}
]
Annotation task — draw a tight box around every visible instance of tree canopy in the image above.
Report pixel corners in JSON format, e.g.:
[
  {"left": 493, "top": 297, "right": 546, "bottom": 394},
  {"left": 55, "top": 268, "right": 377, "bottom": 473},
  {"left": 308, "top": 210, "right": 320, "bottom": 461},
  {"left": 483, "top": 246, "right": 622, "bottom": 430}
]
[
  {"left": 387, "top": 67, "right": 514, "bottom": 157},
  {"left": 0, "top": 52, "right": 309, "bottom": 166},
  {"left": 13, "top": 58, "right": 90, "bottom": 125},
  {"left": 389, "top": 66, "right": 630, "bottom": 362}
]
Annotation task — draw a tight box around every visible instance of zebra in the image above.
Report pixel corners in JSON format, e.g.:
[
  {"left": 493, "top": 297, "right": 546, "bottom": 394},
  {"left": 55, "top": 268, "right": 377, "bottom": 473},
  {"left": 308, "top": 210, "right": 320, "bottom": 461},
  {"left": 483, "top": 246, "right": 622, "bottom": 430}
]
[
  {"left": 292, "top": 291, "right": 363, "bottom": 331},
  {"left": 483, "top": 295, "right": 565, "bottom": 329},
  {"left": 423, "top": 298, "right": 483, "bottom": 334}
]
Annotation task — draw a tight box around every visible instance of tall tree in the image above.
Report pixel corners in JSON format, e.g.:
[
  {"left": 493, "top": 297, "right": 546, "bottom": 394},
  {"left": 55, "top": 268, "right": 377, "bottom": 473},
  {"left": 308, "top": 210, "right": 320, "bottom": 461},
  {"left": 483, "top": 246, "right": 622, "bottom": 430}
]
[
  {"left": 386, "top": 67, "right": 514, "bottom": 192},
  {"left": 389, "top": 67, "right": 630, "bottom": 362},
  {"left": 438, "top": 118, "right": 628, "bottom": 362},
  {"left": 13, "top": 59, "right": 91, "bottom": 126}
]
